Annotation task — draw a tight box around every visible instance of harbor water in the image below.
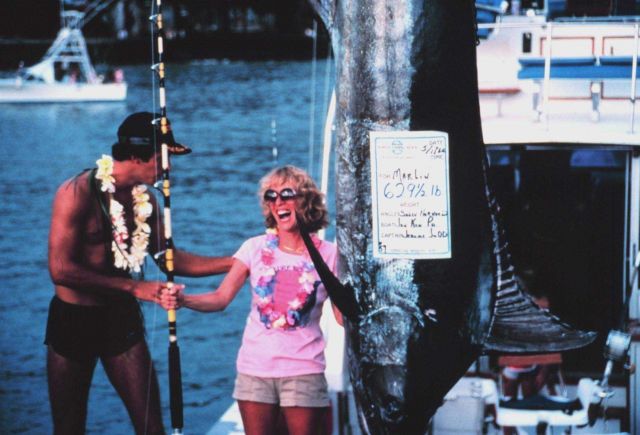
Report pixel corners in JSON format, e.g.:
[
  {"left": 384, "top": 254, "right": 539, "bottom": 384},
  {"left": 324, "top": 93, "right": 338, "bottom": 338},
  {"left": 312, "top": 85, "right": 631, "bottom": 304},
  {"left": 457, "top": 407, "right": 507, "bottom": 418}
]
[{"left": 0, "top": 59, "right": 336, "bottom": 434}]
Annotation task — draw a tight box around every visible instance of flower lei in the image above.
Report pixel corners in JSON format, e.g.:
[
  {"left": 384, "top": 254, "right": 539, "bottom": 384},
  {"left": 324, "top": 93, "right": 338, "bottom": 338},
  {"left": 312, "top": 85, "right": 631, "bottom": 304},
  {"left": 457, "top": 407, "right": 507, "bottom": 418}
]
[
  {"left": 95, "top": 155, "right": 152, "bottom": 273},
  {"left": 255, "top": 228, "right": 319, "bottom": 330}
]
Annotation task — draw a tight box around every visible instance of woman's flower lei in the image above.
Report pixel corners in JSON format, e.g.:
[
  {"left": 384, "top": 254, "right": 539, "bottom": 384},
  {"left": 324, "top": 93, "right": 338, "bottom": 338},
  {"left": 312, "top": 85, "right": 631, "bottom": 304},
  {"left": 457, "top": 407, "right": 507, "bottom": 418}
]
[
  {"left": 95, "top": 155, "right": 151, "bottom": 273},
  {"left": 255, "top": 228, "right": 319, "bottom": 329}
]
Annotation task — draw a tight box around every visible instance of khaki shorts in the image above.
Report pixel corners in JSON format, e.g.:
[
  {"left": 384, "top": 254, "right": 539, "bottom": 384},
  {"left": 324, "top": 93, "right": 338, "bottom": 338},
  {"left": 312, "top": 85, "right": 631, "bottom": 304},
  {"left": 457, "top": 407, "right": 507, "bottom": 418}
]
[{"left": 233, "top": 373, "right": 330, "bottom": 407}]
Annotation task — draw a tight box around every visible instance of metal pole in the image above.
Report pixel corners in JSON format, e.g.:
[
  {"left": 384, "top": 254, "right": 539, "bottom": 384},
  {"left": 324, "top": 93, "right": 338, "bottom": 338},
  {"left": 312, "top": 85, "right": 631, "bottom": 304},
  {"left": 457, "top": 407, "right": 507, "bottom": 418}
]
[
  {"left": 630, "top": 23, "right": 638, "bottom": 134},
  {"left": 318, "top": 89, "right": 336, "bottom": 241},
  {"left": 543, "top": 22, "right": 553, "bottom": 130}
]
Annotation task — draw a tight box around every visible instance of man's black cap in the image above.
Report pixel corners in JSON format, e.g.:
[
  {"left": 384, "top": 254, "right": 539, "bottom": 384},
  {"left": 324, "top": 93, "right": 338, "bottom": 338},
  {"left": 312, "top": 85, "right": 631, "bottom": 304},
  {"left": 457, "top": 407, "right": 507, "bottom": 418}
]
[{"left": 117, "top": 112, "right": 191, "bottom": 155}]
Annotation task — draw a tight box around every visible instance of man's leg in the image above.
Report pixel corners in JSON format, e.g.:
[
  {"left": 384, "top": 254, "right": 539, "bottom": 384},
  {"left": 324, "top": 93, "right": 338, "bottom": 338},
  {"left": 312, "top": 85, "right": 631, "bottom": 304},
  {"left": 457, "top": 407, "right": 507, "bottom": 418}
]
[
  {"left": 47, "top": 345, "right": 97, "bottom": 435},
  {"left": 102, "top": 340, "right": 164, "bottom": 435}
]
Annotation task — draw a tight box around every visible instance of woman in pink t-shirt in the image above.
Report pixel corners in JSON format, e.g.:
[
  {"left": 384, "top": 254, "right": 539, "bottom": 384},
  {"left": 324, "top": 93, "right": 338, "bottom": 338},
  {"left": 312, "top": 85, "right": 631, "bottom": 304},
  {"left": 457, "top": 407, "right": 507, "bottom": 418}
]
[{"left": 160, "top": 165, "right": 343, "bottom": 435}]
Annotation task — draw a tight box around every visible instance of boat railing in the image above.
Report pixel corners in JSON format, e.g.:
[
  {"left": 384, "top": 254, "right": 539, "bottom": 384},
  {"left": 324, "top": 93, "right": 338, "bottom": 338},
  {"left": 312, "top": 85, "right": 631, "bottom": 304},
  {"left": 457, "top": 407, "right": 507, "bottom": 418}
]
[
  {"left": 479, "top": 19, "right": 640, "bottom": 29},
  {"left": 553, "top": 15, "right": 640, "bottom": 24},
  {"left": 477, "top": 18, "right": 640, "bottom": 134}
]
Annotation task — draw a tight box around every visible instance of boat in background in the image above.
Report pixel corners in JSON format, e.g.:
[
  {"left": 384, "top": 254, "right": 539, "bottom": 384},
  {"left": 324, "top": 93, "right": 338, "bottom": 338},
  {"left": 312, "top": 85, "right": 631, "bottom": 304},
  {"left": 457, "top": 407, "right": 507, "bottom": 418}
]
[
  {"left": 0, "top": 10, "right": 126, "bottom": 103},
  {"left": 476, "top": 1, "right": 640, "bottom": 128}
]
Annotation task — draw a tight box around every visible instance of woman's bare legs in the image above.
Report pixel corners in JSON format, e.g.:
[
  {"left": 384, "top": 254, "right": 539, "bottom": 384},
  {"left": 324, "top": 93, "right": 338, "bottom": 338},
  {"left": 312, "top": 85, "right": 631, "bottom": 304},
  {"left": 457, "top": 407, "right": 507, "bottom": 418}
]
[
  {"left": 282, "top": 406, "right": 328, "bottom": 435},
  {"left": 238, "top": 400, "right": 280, "bottom": 435}
]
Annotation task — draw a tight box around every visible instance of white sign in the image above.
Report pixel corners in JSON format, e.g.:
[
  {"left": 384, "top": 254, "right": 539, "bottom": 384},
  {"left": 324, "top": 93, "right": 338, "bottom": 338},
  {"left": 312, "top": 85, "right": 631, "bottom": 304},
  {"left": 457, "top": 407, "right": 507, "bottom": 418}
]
[{"left": 370, "top": 130, "right": 451, "bottom": 259}]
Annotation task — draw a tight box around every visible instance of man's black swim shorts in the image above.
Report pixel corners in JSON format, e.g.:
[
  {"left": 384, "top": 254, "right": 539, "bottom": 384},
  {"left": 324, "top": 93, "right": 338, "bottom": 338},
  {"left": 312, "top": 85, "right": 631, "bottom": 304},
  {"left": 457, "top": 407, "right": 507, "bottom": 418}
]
[{"left": 44, "top": 295, "right": 145, "bottom": 361}]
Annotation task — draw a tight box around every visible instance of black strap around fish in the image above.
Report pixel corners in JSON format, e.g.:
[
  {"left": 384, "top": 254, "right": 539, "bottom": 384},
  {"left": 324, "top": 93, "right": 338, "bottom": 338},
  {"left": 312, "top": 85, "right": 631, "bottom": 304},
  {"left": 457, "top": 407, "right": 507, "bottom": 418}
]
[{"left": 298, "top": 217, "right": 361, "bottom": 320}]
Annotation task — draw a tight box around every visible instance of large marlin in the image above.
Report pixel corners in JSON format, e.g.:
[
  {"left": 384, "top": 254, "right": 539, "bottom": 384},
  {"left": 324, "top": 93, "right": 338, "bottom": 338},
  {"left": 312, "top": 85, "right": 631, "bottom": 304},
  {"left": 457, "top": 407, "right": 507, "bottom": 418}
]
[{"left": 301, "top": 1, "right": 596, "bottom": 434}]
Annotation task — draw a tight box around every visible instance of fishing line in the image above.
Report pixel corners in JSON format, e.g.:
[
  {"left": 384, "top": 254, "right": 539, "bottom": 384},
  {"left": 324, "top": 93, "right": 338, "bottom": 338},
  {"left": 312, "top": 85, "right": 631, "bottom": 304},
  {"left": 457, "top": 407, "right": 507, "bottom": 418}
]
[
  {"left": 321, "top": 36, "right": 333, "bottom": 134},
  {"left": 271, "top": 118, "right": 278, "bottom": 165},
  {"left": 142, "top": 2, "right": 161, "bottom": 433},
  {"left": 307, "top": 20, "right": 318, "bottom": 177},
  {"left": 269, "top": 60, "right": 279, "bottom": 166},
  {"left": 320, "top": 33, "right": 334, "bottom": 186}
]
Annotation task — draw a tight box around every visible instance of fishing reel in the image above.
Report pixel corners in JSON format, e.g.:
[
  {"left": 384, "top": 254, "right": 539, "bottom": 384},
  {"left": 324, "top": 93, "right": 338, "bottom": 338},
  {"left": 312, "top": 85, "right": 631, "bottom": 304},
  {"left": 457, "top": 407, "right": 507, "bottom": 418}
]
[
  {"left": 604, "top": 330, "right": 632, "bottom": 364},
  {"left": 597, "top": 329, "right": 632, "bottom": 399},
  {"left": 153, "top": 250, "right": 171, "bottom": 274}
]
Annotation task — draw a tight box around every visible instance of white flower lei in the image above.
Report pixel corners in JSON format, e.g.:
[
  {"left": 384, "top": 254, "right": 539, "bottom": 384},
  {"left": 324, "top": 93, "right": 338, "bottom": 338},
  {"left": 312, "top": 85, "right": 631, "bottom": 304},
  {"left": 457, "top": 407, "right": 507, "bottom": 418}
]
[{"left": 95, "top": 155, "right": 152, "bottom": 273}]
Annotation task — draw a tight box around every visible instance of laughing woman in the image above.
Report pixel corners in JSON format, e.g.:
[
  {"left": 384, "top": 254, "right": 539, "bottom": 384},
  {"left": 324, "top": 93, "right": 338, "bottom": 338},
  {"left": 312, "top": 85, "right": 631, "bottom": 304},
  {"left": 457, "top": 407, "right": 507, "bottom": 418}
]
[{"left": 160, "top": 165, "right": 342, "bottom": 435}]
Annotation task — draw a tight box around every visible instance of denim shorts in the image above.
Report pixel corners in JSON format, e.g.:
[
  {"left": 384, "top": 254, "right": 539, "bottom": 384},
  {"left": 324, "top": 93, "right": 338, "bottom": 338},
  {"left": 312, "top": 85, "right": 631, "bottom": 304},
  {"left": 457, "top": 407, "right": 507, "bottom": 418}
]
[{"left": 232, "top": 372, "right": 330, "bottom": 407}]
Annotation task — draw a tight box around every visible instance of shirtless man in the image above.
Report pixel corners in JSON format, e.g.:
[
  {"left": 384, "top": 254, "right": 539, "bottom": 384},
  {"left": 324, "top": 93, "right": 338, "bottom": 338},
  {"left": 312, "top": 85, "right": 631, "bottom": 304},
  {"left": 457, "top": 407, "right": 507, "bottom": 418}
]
[{"left": 45, "top": 112, "right": 232, "bottom": 434}]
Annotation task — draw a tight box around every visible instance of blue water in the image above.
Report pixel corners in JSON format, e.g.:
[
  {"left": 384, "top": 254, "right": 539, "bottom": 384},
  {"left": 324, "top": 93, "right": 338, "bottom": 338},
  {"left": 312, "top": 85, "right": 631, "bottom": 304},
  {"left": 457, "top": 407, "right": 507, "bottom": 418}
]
[{"left": 0, "top": 59, "right": 336, "bottom": 434}]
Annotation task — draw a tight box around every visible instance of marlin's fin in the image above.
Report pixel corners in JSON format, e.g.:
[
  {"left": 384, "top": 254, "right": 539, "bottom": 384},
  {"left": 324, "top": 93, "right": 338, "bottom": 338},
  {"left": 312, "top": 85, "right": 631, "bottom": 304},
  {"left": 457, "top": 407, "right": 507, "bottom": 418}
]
[
  {"left": 300, "top": 228, "right": 361, "bottom": 320},
  {"left": 308, "top": 0, "right": 335, "bottom": 31}
]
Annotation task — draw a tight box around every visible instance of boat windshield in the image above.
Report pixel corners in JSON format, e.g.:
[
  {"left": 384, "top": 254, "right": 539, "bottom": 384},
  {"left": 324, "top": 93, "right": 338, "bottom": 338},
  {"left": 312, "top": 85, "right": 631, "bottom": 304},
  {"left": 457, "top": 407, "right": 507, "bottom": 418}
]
[{"left": 507, "top": 0, "right": 639, "bottom": 19}]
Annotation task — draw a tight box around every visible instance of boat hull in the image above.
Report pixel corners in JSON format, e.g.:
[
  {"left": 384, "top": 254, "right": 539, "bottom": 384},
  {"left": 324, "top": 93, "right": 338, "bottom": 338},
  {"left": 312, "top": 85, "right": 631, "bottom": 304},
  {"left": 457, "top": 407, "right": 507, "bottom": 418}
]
[{"left": 0, "top": 80, "right": 127, "bottom": 103}]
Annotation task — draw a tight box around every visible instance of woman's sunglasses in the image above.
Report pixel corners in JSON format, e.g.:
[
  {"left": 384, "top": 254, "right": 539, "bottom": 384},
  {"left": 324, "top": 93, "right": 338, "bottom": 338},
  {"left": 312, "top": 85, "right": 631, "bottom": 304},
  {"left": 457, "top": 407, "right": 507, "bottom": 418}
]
[{"left": 263, "top": 188, "right": 298, "bottom": 203}]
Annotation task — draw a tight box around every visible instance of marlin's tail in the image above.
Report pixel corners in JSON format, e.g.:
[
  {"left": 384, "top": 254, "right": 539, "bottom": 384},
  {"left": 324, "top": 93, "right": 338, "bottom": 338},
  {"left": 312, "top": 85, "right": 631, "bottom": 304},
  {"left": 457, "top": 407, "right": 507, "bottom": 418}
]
[{"left": 482, "top": 164, "right": 596, "bottom": 353}]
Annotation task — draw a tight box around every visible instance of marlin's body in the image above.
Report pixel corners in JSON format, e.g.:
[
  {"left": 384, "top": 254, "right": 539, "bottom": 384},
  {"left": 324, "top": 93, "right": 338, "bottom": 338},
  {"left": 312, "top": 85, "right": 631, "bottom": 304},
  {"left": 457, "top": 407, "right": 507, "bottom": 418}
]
[{"left": 301, "top": 1, "right": 595, "bottom": 433}]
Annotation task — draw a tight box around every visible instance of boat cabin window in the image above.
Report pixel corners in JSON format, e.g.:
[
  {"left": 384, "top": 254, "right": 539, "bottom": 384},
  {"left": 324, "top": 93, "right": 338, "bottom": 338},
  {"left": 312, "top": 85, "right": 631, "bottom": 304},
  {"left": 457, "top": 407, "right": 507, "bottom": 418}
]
[
  {"left": 520, "top": 0, "right": 545, "bottom": 11},
  {"left": 486, "top": 146, "right": 627, "bottom": 378},
  {"left": 54, "top": 62, "right": 85, "bottom": 83}
]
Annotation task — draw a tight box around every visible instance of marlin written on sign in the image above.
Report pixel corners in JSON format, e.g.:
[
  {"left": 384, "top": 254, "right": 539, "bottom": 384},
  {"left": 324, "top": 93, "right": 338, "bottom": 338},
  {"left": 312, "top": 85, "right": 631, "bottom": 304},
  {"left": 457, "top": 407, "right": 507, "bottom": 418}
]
[{"left": 370, "top": 130, "right": 451, "bottom": 259}]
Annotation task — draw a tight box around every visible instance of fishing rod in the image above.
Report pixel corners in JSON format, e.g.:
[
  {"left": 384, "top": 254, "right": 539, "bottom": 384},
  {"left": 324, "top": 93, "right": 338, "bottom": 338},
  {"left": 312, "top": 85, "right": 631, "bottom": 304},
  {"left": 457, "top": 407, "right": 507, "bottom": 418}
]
[{"left": 150, "top": 1, "right": 183, "bottom": 433}]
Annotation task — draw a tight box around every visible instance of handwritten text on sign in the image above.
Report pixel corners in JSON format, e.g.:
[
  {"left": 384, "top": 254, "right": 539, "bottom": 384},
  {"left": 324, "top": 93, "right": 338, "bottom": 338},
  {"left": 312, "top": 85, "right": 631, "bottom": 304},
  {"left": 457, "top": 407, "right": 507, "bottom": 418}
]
[{"left": 370, "top": 131, "right": 451, "bottom": 259}]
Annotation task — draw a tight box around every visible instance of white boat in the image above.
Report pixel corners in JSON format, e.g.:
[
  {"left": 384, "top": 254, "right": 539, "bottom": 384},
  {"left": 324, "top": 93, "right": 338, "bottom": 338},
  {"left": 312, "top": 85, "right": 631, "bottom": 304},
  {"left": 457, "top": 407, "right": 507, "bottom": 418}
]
[
  {"left": 0, "top": 10, "right": 126, "bottom": 103},
  {"left": 210, "top": 2, "right": 640, "bottom": 434},
  {"left": 440, "top": 5, "right": 640, "bottom": 434}
]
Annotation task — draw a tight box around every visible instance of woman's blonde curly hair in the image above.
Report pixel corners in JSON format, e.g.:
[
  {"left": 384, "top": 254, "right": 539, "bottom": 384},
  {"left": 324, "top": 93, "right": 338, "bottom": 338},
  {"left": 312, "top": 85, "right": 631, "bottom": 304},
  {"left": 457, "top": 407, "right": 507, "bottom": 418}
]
[{"left": 258, "top": 165, "right": 328, "bottom": 233}]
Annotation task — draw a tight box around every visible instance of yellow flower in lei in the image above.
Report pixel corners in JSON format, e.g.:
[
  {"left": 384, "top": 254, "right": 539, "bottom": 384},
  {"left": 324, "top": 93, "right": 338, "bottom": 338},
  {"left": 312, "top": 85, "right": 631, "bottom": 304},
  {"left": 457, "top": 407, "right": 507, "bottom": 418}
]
[
  {"left": 95, "top": 155, "right": 116, "bottom": 193},
  {"left": 96, "top": 155, "right": 152, "bottom": 273}
]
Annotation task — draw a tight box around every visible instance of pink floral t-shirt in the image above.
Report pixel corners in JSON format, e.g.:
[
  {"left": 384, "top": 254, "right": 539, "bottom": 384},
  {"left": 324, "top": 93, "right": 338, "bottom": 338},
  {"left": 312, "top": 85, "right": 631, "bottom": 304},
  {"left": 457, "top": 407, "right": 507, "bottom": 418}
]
[{"left": 233, "top": 234, "right": 338, "bottom": 378}]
